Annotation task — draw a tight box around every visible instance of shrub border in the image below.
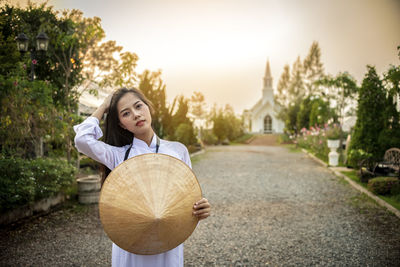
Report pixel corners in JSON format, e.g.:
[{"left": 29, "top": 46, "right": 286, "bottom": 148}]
[{"left": 301, "top": 148, "right": 400, "bottom": 219}]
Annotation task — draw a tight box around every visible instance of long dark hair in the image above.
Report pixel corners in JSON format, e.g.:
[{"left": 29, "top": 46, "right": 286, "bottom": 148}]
[{"left": 101, "top": 87, "right": 154, "bottom": 185}]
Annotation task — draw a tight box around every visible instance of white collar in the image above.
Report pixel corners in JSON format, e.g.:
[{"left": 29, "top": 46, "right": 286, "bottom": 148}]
[{"left": 132, "top": 134, "right": 157, "bottom": 149}]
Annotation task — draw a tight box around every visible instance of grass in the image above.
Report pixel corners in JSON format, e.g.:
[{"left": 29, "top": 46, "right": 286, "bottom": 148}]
[
  {"left": 230, "top": 133, "right": 254, "bottom": 144},
  {"left": 190, "top": 151, "right": 207, "bottom": 165},
  {"left": 283, "top": 144, "right": 302, "bottom": 153},
  {"left": 340, "top": 170, "right": 400, "bottom": 211},
  {"left": 348, "top": 193, "right": 379, "bottom": 214}
]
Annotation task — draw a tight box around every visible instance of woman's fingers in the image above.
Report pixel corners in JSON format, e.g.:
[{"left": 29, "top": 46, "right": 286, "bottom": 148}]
[
  {"left": 197, "top": 212, "right": 210, "bottom": 220},
  {"left": 194, "top": 203, "right": 210, "bottom": 210},
  {"left": 193, "top": 198, "right": 209, "bottom": 208},
  {"left": 193, "top": 197, "right": 211, "bottom": 220}
]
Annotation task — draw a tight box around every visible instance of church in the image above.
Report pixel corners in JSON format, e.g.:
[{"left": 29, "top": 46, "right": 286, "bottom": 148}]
[{"left": 243, "top": 60, "right": 284, "bottom": 134}]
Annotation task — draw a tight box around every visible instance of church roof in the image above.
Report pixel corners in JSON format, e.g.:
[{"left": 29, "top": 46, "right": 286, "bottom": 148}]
[{"left": 265, "top": 60, "right": 272, "bottom": 78}]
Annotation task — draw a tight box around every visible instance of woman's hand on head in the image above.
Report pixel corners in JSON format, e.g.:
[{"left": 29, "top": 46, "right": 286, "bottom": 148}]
[
  {"left": 101, "top": 93, "right": 114, "bottom": 114},
  {"left": 193, "top": 198, "right": 211, "bottom": 220}
]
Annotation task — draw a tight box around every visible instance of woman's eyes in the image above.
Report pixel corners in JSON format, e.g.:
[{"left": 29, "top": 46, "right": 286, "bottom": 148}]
[{"left": 122, "top": 104, "right": 142, "bottom": 117}]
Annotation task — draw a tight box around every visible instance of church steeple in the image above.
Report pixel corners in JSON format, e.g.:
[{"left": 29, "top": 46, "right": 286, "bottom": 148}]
[{"left": 263, "top": 60, "right": 273, "bottom": 90}]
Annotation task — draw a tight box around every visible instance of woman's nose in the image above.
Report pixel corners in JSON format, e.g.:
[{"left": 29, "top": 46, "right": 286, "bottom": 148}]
[{"left": 132, "top": 110, "right": 140, "bottom": 120}]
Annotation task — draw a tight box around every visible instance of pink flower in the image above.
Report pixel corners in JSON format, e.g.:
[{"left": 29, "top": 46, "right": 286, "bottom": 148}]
[
  {"left": 32, "top": 59, "right": 37, "bottom": 65},
  {"left": 319, "top": 140, "right": 323, "bottom": 145},
  {"left": 23, "top": 64, "right": 27, "bottom": 69}
]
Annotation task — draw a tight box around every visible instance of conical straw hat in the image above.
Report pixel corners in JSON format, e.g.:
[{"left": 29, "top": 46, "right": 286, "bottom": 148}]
[{"left": 99, "top": 153, "right": 202, "bottom": 255}]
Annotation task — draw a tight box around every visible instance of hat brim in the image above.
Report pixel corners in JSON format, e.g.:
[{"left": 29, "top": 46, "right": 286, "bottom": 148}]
[{"left": 99, "top": 153, "right": 202, "bottom": 255}]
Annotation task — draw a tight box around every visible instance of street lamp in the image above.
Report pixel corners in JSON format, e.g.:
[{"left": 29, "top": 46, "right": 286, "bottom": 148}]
[{"left": 16, "top": 32, "right": 49, "bottom": 81}]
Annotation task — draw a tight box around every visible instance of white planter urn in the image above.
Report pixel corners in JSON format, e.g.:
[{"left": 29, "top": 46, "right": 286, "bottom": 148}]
[
  {"left": 327, "top": 139, "right": 340, "bottom": 166},
  {"left": 77, "top": 175, "right": 101, "bottom": 204}
]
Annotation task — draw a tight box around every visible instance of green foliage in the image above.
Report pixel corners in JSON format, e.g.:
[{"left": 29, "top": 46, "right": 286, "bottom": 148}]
[
  {"left": 347, "top": 149, "right": 373, "bottom": 169},
  {"left": 317, "top": 72, "right": 358, "bottom": 125},
  {"left": 79, "top": 156, "right": 99, "bottom": 170},
  {"left": 325, "top": 124, "right": 342, "bottom": 139},
  {"left": 296, "top": 96, "right": 313, "bottom": 131},
  {"left": 296, "top": 130, "right": 329, "bottom": 162},
  {"left": 277, "top": 133, "right": 292, "bottom": 144},
  {"left": 210, "top": 105, "right": 243, "bottom": 143},
  {"left": 139, "top": 70, "right": 170, "bottom": 138},
  {"left": 391, "top": 182, "right": 400, "bottom": 195},
  {"left": 174, "top": 123, "right": 197, "bottom": 146},
  {"left": 200, "top": 129, "right": 218, "bottom": 145},
  {"left": 303, "top": 41, "right": 325, "bottom": 96},
  {"left": 309, "top": 97, "right": 333, "bottom": 127},
  {"left": 232, "top": 133, "right": 254, "bottom": 144},
  {"left": 349, "top": 66, "right": 387, "bottom": 158},
  {"left": 367, "top": 177, "right": 399, "bottom": 195},
  {"left": 0, "top": 71, "right": 58, "bottom": 156},
  {"left": 0, "top": 156, "right": 76, "bottom": 212}
]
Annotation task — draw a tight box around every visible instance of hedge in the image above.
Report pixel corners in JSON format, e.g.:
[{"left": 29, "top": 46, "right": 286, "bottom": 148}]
[
  {"left": 0, "top": 156, "right": 76, "bottom": 213},
  {"left": 367, "top": 177, "right": 399, "bottom": 195}
]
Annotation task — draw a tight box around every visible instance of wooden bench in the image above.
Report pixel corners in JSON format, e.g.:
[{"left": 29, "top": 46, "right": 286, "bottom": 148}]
[{"left": 359, "top": 148, "right": 400, "bottom": 181}]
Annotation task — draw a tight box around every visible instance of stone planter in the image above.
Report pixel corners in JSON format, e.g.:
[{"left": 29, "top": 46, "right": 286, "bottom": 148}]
[
  {"left": 0, "top": 193, "right": 65, "bottom": 225},
  {"left": 77, "top": 175, "right": 101, "bottom": 204},
  {"left": 327, "top": 139, "right": 340, "bottom": 166},
  {"left": 327, "top": 139, "right": 340, "bottom": 149}
]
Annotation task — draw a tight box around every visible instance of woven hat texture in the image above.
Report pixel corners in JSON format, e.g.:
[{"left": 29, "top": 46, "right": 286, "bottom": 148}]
[{"left": 99, "top": 153, "right": 202, "bottom": 255}]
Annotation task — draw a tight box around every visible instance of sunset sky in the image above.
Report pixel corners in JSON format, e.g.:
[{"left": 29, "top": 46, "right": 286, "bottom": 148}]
[{"left": 11, "top": 0, "right": 400, "bottom": 113}]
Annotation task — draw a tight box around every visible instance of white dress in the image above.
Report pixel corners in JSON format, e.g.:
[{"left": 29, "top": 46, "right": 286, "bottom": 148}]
[{"left": 74, "top": 116, "right": 191, "bottom": 267}]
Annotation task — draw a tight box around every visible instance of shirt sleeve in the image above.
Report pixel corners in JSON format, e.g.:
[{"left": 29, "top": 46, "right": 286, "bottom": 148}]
[
  {"left": 73, "top": 116, "right": 124, "bottom": 170},
  {"left": 182, "top": 144, "right": 192, "bottom": 169}
]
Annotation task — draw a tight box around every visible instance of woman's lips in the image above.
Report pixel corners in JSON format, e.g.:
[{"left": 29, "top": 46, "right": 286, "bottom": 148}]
[{"left": 136, "top": 120, "right": 145, "bottom": 126}]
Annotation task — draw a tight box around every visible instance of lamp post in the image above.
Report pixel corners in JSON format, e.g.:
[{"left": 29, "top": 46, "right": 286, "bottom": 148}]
[
  {"left": 15, "top": 32, "right": 49, "bottom": 158},
  {"left": 16, "top": 32, "right": 49, "bottom": 81}
]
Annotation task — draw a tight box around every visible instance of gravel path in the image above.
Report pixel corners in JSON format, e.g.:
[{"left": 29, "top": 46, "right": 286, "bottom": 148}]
[{"left": 1, "top": 145, "right": 400, "bottom": 266}]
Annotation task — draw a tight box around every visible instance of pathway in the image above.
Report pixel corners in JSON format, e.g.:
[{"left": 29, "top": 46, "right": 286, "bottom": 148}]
[{"left": 1, "top": 145, "right": 399, "bottom": 266}]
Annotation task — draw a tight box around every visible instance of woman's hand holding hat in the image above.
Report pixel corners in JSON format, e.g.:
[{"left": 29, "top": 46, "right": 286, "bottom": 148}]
[{"left": 193, "top": 198, "right": 211, "bottom": 220}]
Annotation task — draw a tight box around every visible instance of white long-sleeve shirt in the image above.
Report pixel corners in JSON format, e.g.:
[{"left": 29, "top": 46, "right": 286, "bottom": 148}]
[{"left": 74, "top": 116, "right": 191, "bottom": 267}]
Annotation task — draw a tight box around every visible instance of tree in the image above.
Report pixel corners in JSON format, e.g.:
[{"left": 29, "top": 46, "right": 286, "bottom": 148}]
[
  {"left": 190, "top": 91, "right": 206, "bottom": 119},
  {"left": 303, "top": 41, "right": 324, "bottom": 97},
  {"left": 209, "top": 104, "right": 243, "bottom": 143},
  {"left": 349, "top": 66, "right": 386, "bottom": 157},
  {"left": 169, "top": 95, "right": 197, "bottom": 145},
  {"left": 0, "top": 3, "right": 86, "bottom": 160},
  {"left": 276, "top": 56, "right": 305, "bottom": 133},
  {"left": 296, "top": 96, "right": 313, "bottom": 131},
  {"left": 138, "top": 70, "right": 169, "bottom": 138},
  {"left": 275, "top": 63, "right": 290, "bottom": 119},
  {"left": 317, "top": 72, "right": 358, "bottom": 126},
  {"left": 379, "top": 63, "right": 400, "bottom": 151},
  {"left": 309, "top": 97, "right": 332, "bottom": 127}
]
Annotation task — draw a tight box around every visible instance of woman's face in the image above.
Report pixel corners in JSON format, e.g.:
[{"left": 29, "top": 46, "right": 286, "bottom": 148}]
[{"left": 117, "top": 92, "right": 152, "bottom": 136}]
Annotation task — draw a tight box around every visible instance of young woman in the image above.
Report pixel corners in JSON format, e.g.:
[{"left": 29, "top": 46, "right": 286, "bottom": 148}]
[{"left": 74, "top": 87, "right": 211, "bottom": 267}]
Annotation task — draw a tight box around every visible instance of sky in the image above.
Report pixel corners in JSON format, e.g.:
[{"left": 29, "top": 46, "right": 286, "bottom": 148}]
[{"left": 10, "top": 0, "right": 400, "bottom": 113}]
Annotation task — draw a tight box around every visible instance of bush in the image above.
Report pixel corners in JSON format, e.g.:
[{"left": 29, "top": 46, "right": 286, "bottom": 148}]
[
  {"left": 347, "top": 149, "right": 373, "bottom": 169},
  {"left": 391, "top": 182, "right": 400, "bottom": 195},
  {"left": 277, "top": 134, "right": 292, "bottom": 144},
  {"left": 174, "top": 123, "right": 197, "bottom": 146},
  {"left": 80, "top": 156, "right": 100, "bottom": 170},
  {"left": 0, "top": 156, "right": 76, "bottom": 212},
  {"left": 201, "top": 129, "right": 218, "bottom": 145},
  {"left": 367, "top": 177, "right": 399, "bottom": 195}
]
